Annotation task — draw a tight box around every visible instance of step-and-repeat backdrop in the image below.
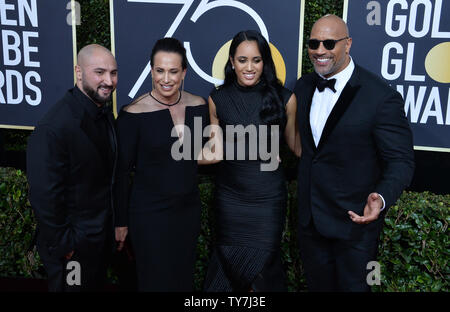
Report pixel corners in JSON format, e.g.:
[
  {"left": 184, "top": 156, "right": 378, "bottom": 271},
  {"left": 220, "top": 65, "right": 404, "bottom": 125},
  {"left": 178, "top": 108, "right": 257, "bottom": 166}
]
[
  {"left": 1, "top": 0, "right": 448, "bottom": 152},
  {"left": 0, "top": 0, "right": 76, "bottom": 129},
  {"left": 345, "top": 0, "right": 450, "bottom": 151},
  {"left": 111, "top": 0, "right": 304, "bottom": 113}
]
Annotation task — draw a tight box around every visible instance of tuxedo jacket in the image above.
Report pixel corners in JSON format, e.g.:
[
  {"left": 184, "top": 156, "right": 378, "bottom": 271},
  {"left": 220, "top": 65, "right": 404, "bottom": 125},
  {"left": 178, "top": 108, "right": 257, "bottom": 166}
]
[
  {"left": 293, "top": 64, "right": 414, "bottom": 241},
  {"left": 27, "top": 87, "right": 117, "bottom": 259}
]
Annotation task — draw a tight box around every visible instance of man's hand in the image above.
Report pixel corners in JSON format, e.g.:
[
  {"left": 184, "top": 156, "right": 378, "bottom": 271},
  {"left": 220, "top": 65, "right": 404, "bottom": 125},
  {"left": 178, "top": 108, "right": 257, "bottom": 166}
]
[
  {"left": 348, "top": 193, "right": 382, "bottom": 224},
  {"left": 115, "top": 226, "right": 128, "bottom": 251},
  {"left": 65, "top": 250, "right": 74, "bottom": 260}
]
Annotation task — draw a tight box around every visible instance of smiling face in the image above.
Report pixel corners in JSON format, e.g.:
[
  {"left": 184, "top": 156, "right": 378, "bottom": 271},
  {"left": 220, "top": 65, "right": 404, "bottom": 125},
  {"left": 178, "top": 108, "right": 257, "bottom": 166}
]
[
  {"left": 308, "top": 15, "right": 352, "bottom": 78},
  {"left": 151, "top": 51, "right": 186, "bottom": 103},
  {"left": 76, "top": 47, "right": 118, "bottom": 106},
  {"left": 230, "top": 40, "right": 263, "bottom": 87}
]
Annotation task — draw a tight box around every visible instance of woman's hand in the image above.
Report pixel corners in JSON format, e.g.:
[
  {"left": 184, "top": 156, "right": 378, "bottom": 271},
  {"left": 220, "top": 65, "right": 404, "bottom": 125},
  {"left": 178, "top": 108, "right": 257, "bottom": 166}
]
[{"left": 115, "top": 226, "right": 128, "bottom": 251}]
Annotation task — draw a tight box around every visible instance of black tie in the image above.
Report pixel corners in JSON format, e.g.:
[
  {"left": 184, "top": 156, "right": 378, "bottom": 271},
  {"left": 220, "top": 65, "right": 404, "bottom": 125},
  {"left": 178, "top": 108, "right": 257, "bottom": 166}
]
[{"left": 316, "top": 78, "right": 337, "bottom": 92}]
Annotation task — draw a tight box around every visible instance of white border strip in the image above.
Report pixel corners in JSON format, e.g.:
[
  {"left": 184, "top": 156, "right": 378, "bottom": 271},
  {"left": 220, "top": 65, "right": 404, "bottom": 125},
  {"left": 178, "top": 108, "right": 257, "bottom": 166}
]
[
  {"left": 343, "top": 0, "right": 349, "bottom": 22},
  {"left": 414, "top": 146, "right": 450, "bottom": 152},
  {"left": 297, "top": 0, "right": 305, "bottom": 79},
  {"left": 109, "top": 0, "right": 118, "bottom": 118}
]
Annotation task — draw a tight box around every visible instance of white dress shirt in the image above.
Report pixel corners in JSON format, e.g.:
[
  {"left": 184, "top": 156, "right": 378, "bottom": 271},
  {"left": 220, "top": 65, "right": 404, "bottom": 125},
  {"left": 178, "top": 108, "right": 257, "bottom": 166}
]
[
  {"left": 309, "top": 58, "right": 386, "bottom": 211},
  {"left": 310, "top": 58, "right": 355, "bottom": 147}
]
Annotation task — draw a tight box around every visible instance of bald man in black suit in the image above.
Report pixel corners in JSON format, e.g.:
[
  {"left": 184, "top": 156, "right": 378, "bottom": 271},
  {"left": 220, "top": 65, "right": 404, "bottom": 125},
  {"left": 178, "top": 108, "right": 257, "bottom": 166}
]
[
  {"left": 294, "top": 15, "right": 414, "bottom": 291},
  {"left": 27, "top": 44, "right": 121, "bottom": 291}
]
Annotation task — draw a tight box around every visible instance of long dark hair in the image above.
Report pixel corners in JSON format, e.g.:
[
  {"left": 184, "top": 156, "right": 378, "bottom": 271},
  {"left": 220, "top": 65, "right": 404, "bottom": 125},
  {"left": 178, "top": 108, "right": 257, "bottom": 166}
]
[
  {"left": 222, "top": 30, "right": 285, "bottom": 125},
  {"left": 150, "top": 37, "right": 187, "bottom": 70}
]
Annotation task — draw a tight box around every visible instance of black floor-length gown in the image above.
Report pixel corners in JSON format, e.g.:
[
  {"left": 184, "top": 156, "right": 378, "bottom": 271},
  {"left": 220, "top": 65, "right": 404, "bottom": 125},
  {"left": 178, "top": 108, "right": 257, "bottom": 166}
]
[
  {"left": 114, "top": 102, "right": 208, "bottom": 291},
  {"left": 204, "top": 82, "right": 292, "bottom": 291}
]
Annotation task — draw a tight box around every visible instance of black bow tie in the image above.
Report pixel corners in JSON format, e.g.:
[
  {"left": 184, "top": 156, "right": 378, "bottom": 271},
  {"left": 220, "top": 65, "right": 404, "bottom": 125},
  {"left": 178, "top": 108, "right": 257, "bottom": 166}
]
[{"left": 316, "top": 78, "right": 337, "bottom": 93}]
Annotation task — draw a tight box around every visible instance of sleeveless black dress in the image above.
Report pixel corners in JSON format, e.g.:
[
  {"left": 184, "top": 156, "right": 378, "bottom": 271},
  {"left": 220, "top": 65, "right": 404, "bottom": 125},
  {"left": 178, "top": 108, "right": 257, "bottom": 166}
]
[
  {"left": 204, "top": 82, "right": 292, "bottom": 291},
  {"left": 114, "top": 103, "right": 209, "bottom": 291}
]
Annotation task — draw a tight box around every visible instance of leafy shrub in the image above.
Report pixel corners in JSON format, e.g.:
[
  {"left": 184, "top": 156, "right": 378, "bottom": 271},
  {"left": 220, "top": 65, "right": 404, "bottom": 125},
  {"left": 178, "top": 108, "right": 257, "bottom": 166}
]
[
  {"left": 375, "top": 191, "right": 449, "bottom": 292},
  {"left": 283, "top": 181, "right": 307, "bottom": 292},
  {"left": 1, "top": 130, "right": 30, "bottom": 152},
  {"left": 1, "top": 167, "right": 448, "bottom": 291},
  {"left": 194, "top": 180, "right": 215, "bottom": 290},
  {"left": 77, "top": 0, "right": 111, "bottom": 49},
  {"left": 0, "top": 167, "right": 41, "bottom": 278}
]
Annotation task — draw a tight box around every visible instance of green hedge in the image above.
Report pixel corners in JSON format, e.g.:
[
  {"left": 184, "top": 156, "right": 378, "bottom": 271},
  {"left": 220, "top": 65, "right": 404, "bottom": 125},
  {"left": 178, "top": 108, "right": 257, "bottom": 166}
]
[
  {"left": 0, "top": 168, "right": 40, "bottom": 278},
  {"left": 376, "top": 191, "right": 449, "bottom": 291},
  {"left": 1, "top": 166, "right": 448, "bottom": 291}
]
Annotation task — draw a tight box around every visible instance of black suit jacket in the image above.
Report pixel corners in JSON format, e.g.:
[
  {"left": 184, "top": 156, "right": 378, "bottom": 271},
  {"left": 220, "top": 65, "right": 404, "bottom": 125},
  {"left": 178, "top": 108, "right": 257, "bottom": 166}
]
[
  {"left": 27, "top": 86, "right": 117, "bottom": 259},
  {"left": 294, "top": 64, "right": 414, "bottom": 241}
]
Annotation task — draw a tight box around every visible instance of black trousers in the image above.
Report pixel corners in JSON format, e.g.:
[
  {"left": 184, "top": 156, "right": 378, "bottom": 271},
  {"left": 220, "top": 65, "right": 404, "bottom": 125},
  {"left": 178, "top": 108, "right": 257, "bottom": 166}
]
[
  {"left": 38, "top": 238, "right": 110, "bottom": 292},
  {"left": 37, "top": 228, "right": 113, "bottom": 292},
  {"left": 298, "top": 220, "right": 379, "bottom": 292}
]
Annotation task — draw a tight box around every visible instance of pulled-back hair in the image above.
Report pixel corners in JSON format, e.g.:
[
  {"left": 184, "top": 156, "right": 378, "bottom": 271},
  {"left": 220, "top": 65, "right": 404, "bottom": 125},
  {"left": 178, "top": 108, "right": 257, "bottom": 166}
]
[
  {"left": 222, "top": 30, "right": 285, "bottom": 125},
  {"left": 150, "top": 37, "right": 187, "bottom": 70}
]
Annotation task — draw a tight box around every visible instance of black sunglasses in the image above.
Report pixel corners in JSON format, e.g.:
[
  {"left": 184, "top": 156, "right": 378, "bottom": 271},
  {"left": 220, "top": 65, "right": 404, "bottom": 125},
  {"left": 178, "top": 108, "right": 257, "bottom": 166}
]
[{"left": 307, "top": 37, "right": 349, "bottom": 50}]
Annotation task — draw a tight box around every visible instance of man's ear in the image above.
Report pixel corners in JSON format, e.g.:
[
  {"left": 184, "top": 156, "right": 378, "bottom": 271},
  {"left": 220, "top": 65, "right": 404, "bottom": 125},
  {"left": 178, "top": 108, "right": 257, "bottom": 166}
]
[
  {"left": 345, "top": 37, "right": 352, "bottom": 55},
  {"left": 75, "top": 65, "right": 82, "bottom": 81}
]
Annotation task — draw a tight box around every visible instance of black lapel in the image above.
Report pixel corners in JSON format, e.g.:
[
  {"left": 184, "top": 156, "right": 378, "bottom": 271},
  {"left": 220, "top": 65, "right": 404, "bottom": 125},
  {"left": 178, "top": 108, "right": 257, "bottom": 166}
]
[
  {"left": 79, "top": 112, "right": 107, "bottom": 166},
  {"left": 66, "top": 88, "right": 109, "bottom": 171},
  {"left": 316, "top": 68, "right": 361, "bottom": 151}
]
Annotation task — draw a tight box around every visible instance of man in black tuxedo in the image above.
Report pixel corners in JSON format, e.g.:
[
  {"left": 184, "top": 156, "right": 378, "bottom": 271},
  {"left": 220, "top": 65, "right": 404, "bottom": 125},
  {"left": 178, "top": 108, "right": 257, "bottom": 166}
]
[
  {"left": 27, "top": 44, "right": 123, "bottom": 291},
  {"left": 293, "top": 15, "right": 414, "bottom": 291}
]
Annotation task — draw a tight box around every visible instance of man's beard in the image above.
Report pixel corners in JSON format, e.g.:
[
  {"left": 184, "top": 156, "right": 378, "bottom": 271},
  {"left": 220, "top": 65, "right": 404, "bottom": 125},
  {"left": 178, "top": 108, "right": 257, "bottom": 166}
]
[{"left": 83, "top": 82, "right": 113, "bottom": 105}]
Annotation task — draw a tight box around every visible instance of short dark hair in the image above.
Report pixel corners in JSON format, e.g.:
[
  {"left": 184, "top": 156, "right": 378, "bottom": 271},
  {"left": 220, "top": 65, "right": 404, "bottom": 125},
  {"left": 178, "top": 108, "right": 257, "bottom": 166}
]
[{"left": 150, "top": 37, "right": 187, "bottom": 70}]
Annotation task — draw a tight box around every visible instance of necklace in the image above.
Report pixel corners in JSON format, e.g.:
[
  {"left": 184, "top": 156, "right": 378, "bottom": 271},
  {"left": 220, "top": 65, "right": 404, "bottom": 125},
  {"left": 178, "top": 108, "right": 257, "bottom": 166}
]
[{"left": 149, "top": 90, "right": 182, "bottom": 107}]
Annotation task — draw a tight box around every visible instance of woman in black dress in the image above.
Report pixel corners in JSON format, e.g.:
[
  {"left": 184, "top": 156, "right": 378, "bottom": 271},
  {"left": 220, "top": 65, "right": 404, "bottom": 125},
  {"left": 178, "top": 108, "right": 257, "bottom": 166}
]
[
  {"left": 114, "top": 38, "right": 208, "bottom": 291},
  {"left": 203, "top": 30, "right": 301, "bottom": 291}
]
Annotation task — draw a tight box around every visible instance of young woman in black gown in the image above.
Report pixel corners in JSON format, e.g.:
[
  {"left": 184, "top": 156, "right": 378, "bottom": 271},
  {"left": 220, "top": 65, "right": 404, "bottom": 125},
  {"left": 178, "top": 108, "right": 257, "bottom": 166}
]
[
  {"left": 203, "top": 30, "right": 301, "bottom": 291},
  {"left": 114, "top": 38, "right": 208, "bottom": 291}
]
